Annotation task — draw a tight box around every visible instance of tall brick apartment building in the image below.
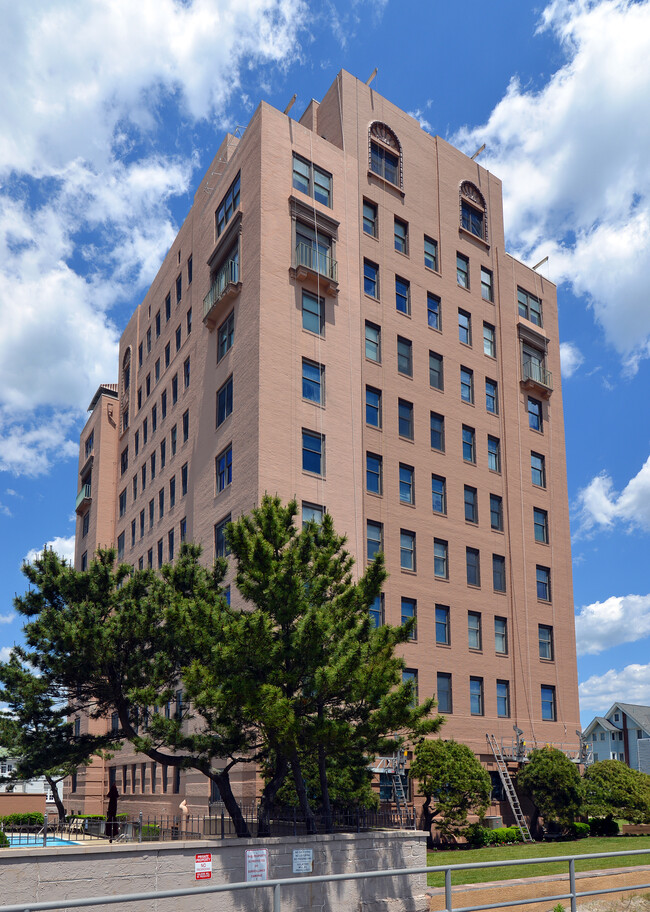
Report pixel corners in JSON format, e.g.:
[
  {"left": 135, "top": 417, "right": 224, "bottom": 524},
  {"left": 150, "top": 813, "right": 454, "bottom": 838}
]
[{"left": 68, "top": 70, "right": 581, "bottom": 817}]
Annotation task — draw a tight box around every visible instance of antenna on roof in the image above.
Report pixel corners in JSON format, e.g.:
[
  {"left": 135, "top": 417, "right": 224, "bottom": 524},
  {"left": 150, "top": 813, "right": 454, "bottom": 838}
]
[
  {"left": 471, "top": 143, "right": 485, "bottom": 161},
  {"left": 284, "top": 94, "right": 297, "bottom": 116},
  {"left": 366, "top": 68, "right": 378, "bottom": 86},
  {"left": 532, "top": 256, "right": 549, "bottom": 272}
]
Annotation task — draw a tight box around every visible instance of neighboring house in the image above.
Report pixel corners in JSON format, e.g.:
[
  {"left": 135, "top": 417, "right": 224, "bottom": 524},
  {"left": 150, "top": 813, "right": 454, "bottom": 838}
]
[
  {"left": 0, "top": 747, "right": 56, "bottom": 803},
  {"left": 584, "top": 703, "right": 650, "bottom": 771}
]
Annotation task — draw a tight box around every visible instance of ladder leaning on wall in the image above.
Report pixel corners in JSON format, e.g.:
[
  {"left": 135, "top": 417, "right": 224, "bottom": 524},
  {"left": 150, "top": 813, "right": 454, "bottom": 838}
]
[{"left": 486, "top": 733, "right": 534, "bottom": 843}]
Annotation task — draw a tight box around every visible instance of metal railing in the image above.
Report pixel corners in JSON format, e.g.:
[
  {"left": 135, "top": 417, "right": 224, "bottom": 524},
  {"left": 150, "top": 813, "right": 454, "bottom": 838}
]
[
  {"left": 295, "top": 241, "right": 337, "bottom": 282},
  {"left": 2, "top": 847, "right": 650, "bottom": 912},
  {"left": 522, "top": 359, "right": 553, "bottom": 390},
  {"left": 203, "top": 259, "right": 239, "bottom": 319}
]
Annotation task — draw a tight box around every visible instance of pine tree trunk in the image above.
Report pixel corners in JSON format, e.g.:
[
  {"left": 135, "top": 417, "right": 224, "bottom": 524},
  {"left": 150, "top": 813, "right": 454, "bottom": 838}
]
[
  {"left": 318, "top": 743, "right": 332, "bottom": 832},
  {"left": 45, "top": 774, "right": 66, "bottom": 825},
  {"left": 289, "top": 750, "right": 317, "bottom": 834},
  {"left": 258, "top": 756, "right": 289, "bottom": 837},
  {"left": 214, "top": 769, "right": 251, "bottom": 838}
]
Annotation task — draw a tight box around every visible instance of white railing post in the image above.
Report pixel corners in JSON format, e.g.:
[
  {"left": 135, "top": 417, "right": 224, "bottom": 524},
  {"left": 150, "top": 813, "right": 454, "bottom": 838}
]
[
  {"left": 273, "top": 882, "right": 281, "bottom": 912},
  {"left": 42, "top": 813, "right": 48, "bottom": 848},
  {"left": 569, "top": 858, "right": 577, "bottom": 912},
  {"left": 445, "top": 867, "right": 452, "bottom": 912}
]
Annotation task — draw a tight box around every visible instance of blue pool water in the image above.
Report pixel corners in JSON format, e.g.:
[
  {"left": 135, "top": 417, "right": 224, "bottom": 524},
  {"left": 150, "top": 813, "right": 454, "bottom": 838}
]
[{"left": 7, "top": 835, "right": 79, "bottom": 847}]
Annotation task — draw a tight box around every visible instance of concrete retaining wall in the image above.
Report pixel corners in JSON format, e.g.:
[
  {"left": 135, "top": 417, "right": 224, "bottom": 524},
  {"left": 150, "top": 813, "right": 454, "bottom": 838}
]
[{"left": 1, "top": 830, "right": 428, "bottom": 912}]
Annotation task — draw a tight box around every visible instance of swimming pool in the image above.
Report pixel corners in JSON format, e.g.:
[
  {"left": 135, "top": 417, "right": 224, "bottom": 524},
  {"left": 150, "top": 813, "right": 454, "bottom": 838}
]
[{"left": 6, "top": 835, "right": 79, "bottom": 847}]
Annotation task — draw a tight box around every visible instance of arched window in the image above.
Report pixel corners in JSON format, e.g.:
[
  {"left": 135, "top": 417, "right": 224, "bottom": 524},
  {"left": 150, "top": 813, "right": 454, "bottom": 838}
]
[
  {"left": 369, "top": 122, "right": 402, "bottom": 188},
  {"left": 460, "top": 181, "right": 488, "bottom": 242},
  {"left": 122, "top": 348, "right": 131, "bottom": 391}
]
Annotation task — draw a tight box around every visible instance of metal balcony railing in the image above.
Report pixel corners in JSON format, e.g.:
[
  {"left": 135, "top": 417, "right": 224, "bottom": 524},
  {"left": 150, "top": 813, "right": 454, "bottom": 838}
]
[
  {"left": 295, "top": 242, "right": 337, "bottom": 282},
  {"left": 75, "top": 483, "right": 91, "bottom": 512},
  {"left": 523, "top": 359, "right": 553, "bottom": 390},
  {"left": 203, "top": 259, "right": 239, "bottom": 321}
]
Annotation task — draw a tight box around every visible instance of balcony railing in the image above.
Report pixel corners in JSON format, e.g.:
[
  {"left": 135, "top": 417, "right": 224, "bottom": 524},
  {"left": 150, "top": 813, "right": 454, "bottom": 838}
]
[
  {"left": 75, "top": 483, "right": 91, "bottom": 513},
  {"left": 203, "top": 259, "right": 239, "bottom": 323},
  {"left": 523, "top": 359, "right": 553, "bottom": 391},
  {"left": 295, "top": 242, "right": 337, "bottom": 283}
]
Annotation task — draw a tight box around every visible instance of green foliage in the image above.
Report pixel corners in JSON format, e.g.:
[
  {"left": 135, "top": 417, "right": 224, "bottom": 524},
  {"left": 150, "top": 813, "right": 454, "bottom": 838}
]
[
  {"left": 552, "top": 904, "right": 566, "bottom": 912},
  {"left": 0, "top": 830, "right": 8, "bottom": 848},
  {"left": 568, "top": 821, "right": 590, "bottom": 839},
  {"left": 140, "top": 824, "right": 160, "bottom": 840},
  {"left": 517, "top": 747, "right": 583, "bottom": 826},
  {"left": 588, "top": 816, "right": 620, "bottom": 836},
  {"left": 583, "top": 760, "right": 650, "bottom": 824},
  {"left": 0, "top": 813, "right": 44, "bottom": 826},
  {"left": 410, "top": 739, "right": 491, "bottom": 842},
  {"left": 466, "top": 823, "right": 523, "bottom": 847}
]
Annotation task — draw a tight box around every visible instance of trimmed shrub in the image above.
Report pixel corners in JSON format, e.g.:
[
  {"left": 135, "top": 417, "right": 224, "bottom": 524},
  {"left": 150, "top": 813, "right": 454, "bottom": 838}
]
[
  {"left": 466, "top": 824, "right": 523, "bottom": 847},
  {"left": 568, "top": 821, "right": 590, "bottom": 839},
  {"left": 0, "top": 813, "right": 44, "bottom": 827},
  {"left": 588, "top": 816, "right": 619, "bottom": 837},
  {"left": 141, "top": 824, "right": 161, "bottom": 841},
  {"left": 466, "top": 823, "right": 491, "bottom": 847}
]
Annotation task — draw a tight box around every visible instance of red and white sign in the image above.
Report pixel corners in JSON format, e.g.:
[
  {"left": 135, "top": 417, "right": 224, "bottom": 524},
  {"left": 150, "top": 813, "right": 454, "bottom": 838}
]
[
  {"left": 195, "top": 852, "right": 212, "bottom": 880},
  {"left": 245, "top": 848, "right": 268, "bottom": 882}
]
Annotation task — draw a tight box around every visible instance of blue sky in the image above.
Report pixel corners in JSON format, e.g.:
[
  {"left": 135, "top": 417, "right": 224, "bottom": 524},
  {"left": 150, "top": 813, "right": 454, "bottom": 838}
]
[{"left": 1, "top": 0, "right": 649, "bottom": 730}]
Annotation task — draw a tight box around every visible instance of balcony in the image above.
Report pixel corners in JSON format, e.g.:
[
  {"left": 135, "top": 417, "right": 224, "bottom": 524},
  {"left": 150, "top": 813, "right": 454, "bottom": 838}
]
[
  {"left": 203, "top": 259, "right": 241, "bottom": 329},
  {"left": 293, "top": 242, "right": 338, "bottom": 295},
  {"left": 522, "top": 359, "right": 553, "bottom": 396},
  {"left": 75, "top": 483, "right": 92, "bottom": 514}
]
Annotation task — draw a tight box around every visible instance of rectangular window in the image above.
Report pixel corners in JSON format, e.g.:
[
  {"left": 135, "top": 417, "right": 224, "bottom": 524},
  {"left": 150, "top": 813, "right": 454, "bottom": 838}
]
[
  {"left": 460, "top": 366, "right": 474, "bottom": 403},
  {"left": 468, "top": 611, "right": 482, "bottom": 650},
  {"left": 528, "top": 397, "right": 543, "bottom": 431},
  {"left": 215, "top": 514, "right": 231, "bottom": 558},
  {"left": 481, "top": 267, "right": 493, "bottom": 302},
  {"left": 363, "top": 199, "right": 378, "bottom": 237},
  {"left": 539, "top": 624, "right": 554, "bottom": 660},
  {"left": 434, "top": 539, "right": 448, "bottom": 579},
  {"left": 366, "top": 452, "right": 382, "bottom": 494},
  {"left": 216, "top": 445, "right": 232, "bottom": 492},
  {"left": 82, "top": 512, "right": 89, "bottom": 538},
  {"left": 486, "top": 378, "right": 498, "bottom": 414},
  {"left": 165, "top": 292, "right": 171, "bottom": 322},
  {"left": 470, "top": 677, "right": 484, "bottom": 715},
  {"left": 302, "top": 359, "right": 324, "bottom": 404},
  {"left": 495, "top": 617, "right": 508, "bottom": 654},
  {"left": 399, "top": 463, "right": 414, "bottom": 504},
  {"left": 424, "top": 236, "right": 438, "bottom": 271},
  {"left": 394, "top": 218, "right": 408, "bottom": 254},
  {"left": 149, "top": 498, "right": 154, "bottom": 529},
  {"left": 292, "top": 154, "right": 331, "bottom": 206},
  {"left": 159, "top": 487, "right": 165, "bottom": 519},
  {"left": 303, "top": 430, "right": 324, "bottom": 475},
  {"left": 146, "top": 373, "right": 151, "bottom": 398},
  {"left": 186, "top": 307, "right": 192, "bottom": 335},
  {"left": 117, "top": 532, "right": 125, "bottom": 562},
  {"left": 518, "top": 287, "right": 543, "bottom": 326},
  {"left": 183, "top": 357, "right": 190, "bottom": 389},
  {"left": 427, "top": 293, "right": 441, "bottom": 330},
  {"left": 398, "top": 399, "right": 414, "bottom": 439},
  {"left": 168, "top": 529, "right": 175, "bottom": 561},
  {"left": 430, "top": 412, "right": 444, "bottom": 451},
  {"left": 181, "top": 462, "right": 188, "bottom": 496},
  {"left": 179, "top": 516, "right": 187, "bottom": 543},
  {"left": 147, "top": 548, "right": 153, "bottom": 569},
  {"left": 531, "top": 452, "right": 546, "bottom": 487},
  {"left": 146, "top": 328, "right": 151, "bottom": 354},
  {"left": 135, "top": 429, "right": 140, "bottom": 456},
  {"left": 401, "top": 597, "right": 416, "bottom": 639},
  {"left": 493, "top": 554, "right": 506, "bottom": 592},
  {"left": 435, "top": 606, "right": 450, "bottom": 646},
  {"left": 120, "top": 447, "right": 128, "bottom": 476},
  {"left": 155, "top": 311, "right": 161, "bottom": 337},
  {"left": 466, "top": 547, "right": 480, "bottom": 587},
  {"left": 302, "top": 290, "right": 324, "bottom": 335},
  {"left": 302, "top": 503, "right": 323, "bottom": 526},
  {"left": 488, "top": 435, "right": 501, "bottom": 472},
  {"left": 464, "top": 485, "right": 478, "bottom": 523},
  {"left": 367, "top": 520, "right": 383, "bottom": 561},
  {"left": 365, "top": 321, "right": 381, "bottom": 362},
  {"left": 171, "top": 424, "right": 177, "bottom": 456},
  {"left": 483, "top": 322, "right": 495, "bottom": 357},
  {"left": 138, "top": 342, "right": 143, "bottom": 367},
  {"left": 541, "top": 685, "right": 556, "bottom": 721},
  {"left": 176, "top": 274, "right": 182, "bottom": 304},
  {"left": 536, "top": 566, "right": 551, "bottom": 601},
  {"left": 141, "top": 463, "right": 147, "bottom": 491},
  {"left": 175, "top": 325, "right": 181, "bottom": 352},
  {"left": 217, "top": 377, "right": 233, "bottom": 427},
  {"left": 534, "top": 507, "right": 549, "bottom": 543},
  {"left": 366, "top": 386, "right": 382, "bottom": 427},
  {"left": 182, "top": 410, "right": 189, "bottom": 442},
  {"left": 364, "top": 259, "right": 379, "bottom": 298},
  {"left": 169, "top": 476, "right": 176, "bottom": 509},
  {"left": 457, "top": 253, "right": 469, "bottom": 288},
  {"left": 395, "top": 276, "right": 410, "bottom": 314},
  {"left": 370, "top": 138, "right": 399, "bottom": 184},
  {"left": 397, "top": 336, "right": 413, "bottom": 376},
  {"left": 431, "top": 474, "right": 446, "bottom": 514},
  {"left": 216, "top": 171, "right": 241, "bottom": 236},
  {"left": 161, "top": 390, "right": 167, "bottom": 421},
  {"left": 429, "top": 351, "right": 443, "bottom": 390},
  {"left": 402, "top": 669, "right": 419, "bottom": 706},
  {"left": 119, "top": 488, "right": 127, "bottom": 518},
  {"left": 458, "top": 309, "right": 471, "bottom": 345},
  {"left": 369, "top": 594, "right": 384, "bottom": 627},
  {"left": 152, "top": 404, "right": 157, "bottom": 433},
  {"left": 156, "top": 538, "right": 163, "bottom": 567},
  {"left": 437, "top": 673, "right": 452, "bottom": 713},
  {"left": 400, "top": 530, "right": 416, "bottom": 571},
  {"left": 497, "top": 680, "right": 510, "bottom": 718},
  {"left": 462, "top": 425, "right": 475, "bottom": 463},
  {"left": 218, "top": 311, "right": 235, "bottom": 360},
  {"left": 490, "top": 494, "right": 503, "bottom": 531},
  {"left": 172, "top": 373, "right": 178, "bottom": 405}
]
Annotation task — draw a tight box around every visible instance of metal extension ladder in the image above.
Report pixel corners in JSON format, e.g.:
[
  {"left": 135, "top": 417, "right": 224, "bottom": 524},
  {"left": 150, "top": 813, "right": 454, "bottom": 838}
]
[{"left": 486, "top": 733, "right": 534, "bottom": 842}]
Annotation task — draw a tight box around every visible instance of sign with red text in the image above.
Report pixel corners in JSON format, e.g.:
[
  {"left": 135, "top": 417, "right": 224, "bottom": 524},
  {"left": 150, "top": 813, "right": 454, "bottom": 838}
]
[
  {"left": 245, "top": 848, "right": 268, "bottom": 881},
  {"left": 195, "top": 853, "right": 212, "bottom": 880}
]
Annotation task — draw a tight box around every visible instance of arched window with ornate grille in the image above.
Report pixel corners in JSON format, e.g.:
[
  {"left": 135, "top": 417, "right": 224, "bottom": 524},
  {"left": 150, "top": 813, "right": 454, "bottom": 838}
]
[
  {"left": 459, "top": 181, "right": 488, "bottom": 243},
  {"left": 369, "top": 122, "right": 402, "bottom": 188}
]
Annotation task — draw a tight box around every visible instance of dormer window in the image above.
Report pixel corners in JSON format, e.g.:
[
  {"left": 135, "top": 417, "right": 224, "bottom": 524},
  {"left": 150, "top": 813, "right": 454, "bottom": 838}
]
[
  {"left": 460, "top": 181, "right": 488, "bottom": 243},
  {"left": 369, "top": 122, "right": 402, "bottom": 188}
]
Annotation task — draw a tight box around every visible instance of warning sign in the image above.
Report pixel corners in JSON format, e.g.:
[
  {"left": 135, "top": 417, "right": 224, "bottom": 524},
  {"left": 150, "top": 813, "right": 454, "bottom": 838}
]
[
  {"left": 195, "top": 853, "right": 212, "bottom": 880},
  {"left": 245, "top": 848, "right": 268, "bottom": 881},
  {"left": 292, "top": 848, "right": 313, "bottom": 873}
]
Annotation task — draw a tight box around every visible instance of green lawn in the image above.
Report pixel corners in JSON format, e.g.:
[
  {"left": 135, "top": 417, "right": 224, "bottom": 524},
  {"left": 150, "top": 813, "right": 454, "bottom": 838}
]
[{"left": 425, "top": 836, "right": 650, "bottom": 888}]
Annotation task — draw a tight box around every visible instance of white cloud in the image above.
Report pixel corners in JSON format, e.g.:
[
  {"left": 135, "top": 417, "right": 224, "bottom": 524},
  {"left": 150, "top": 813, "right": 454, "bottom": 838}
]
[
  {"left": 579, "top": 662, "right": 650, "bottom": 712},
  {"left": 0, "top": 614, "right": 14, "bottom": 625},
  {"left": 454, "top": 0, "right": 650, "bottom": 370},
  {"left": 409, "top": 109, "right": 433, "bottom": 133},
  {"left": 577, "top": 457, "right": 650, "bottom": 534},
  {"left": 559, "top": 341, "right": 584, "bottom": 378},
  {"left": 0, "top": 647, "right": 12, "bottom": 663},
  {"left": 575, "top": 593, "right": 650, "bottom": 655},
  {"left": 23, "top": 535, "right": 76, "bottom": 567}
]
